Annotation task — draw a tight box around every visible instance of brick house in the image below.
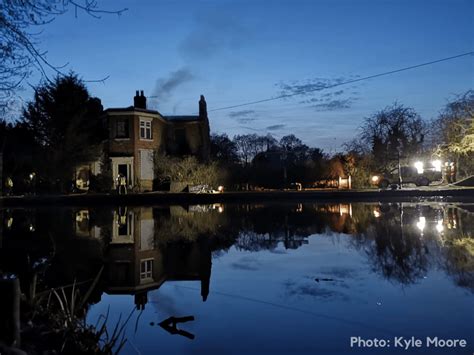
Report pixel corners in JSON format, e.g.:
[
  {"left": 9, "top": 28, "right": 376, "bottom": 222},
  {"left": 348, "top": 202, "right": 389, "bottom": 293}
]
[{"left": 100, "top": 91, "right": 210, "bottom": 192}]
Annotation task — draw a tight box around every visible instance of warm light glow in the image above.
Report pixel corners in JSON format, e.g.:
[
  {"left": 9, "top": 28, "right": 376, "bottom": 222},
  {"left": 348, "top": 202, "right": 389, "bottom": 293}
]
[
  {"left": 416, "top": 216, "right": 426, "bottom": 232},
  {"left": 373, "top": 209, "right": 381, "bottom": 218},
  {"left": 29, "top": 172, "right": 35, "bottom": 180},
  {"left": 371, "top": 175, "right": 380, "bottom": 183},
  {"left": 414, "top": 161, "right": 424, "bottom": 174},
  {"left": 339, "top": 204, "right": 351, "bottom": 216},
  {"left": 431, "top": 160, "right": 442, "bottom": 172},
  {"left": 29, "top": 224, "right": 35, "bottom": 232},
  {"left": 212, "top": 203, "right": 224, "bottom": 213},
  {"left": 217, "top": 185, "right": 224, "bottom": 193},
  {"left": 436, "top": 220, "right": 444, "bottom": 233}
]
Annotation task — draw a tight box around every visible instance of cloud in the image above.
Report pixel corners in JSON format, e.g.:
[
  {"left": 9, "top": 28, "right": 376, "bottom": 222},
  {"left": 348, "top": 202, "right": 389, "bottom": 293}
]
[
  {"left": 276, "top": 76, "right": 360, "bottom": 112},
  {"left": 276, "top": 77, "right": 348, "bottom": 97},
  {"left": 312, "top": 98, "right": 354, "bottom": 111},
  {"left": 228, "top": 110, "right": 258, "bottom": 124},
  {"left": 283, "top": 279, "right": 349, "bottom": 300},
  {"left": 228, "top": 109, "right": 255, "bottom": 118},
  {"left": 231, "top": 256, "right": 262, "bottom": 271},
  {"left": 316, "top": 266, "right": 359, "bottom": 279},
  {"left": 178, "top": 11, "right": 250, "bottom": 61},
  {"left": 239, "top": 125, "right": 262, "bottom": 131},
  {"left": 266, "top": 124, "right": 285, "bottom": 131},
  {"left": 151, "top": 67, "right": 195, "bottom": 105}
]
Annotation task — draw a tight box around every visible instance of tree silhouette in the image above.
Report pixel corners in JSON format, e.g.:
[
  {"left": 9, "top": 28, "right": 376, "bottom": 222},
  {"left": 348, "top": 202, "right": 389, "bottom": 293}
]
[
  {"left": 358, "top": 103, "right": 426, "bottom": 172},
  {"left": 21, "top": 74, "right": 104, "bottom": 192}
]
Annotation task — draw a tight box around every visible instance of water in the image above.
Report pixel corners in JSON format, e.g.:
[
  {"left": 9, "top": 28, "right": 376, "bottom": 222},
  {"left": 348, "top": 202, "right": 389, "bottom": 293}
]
[{"left": 1, "top": 202, "right": 473, "bottom": 354}]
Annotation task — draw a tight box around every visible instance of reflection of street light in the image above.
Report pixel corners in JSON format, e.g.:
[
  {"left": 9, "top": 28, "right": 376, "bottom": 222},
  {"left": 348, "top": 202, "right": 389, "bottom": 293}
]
[
  {"left": 416, "top": 216, "right": 426, "bottom": 232},
  {"left": 436, "top": 220, "right": 444, "bottom": 233},
  {"left": 212, "top": 203, "right": 224, "bottom": 213},
  {"left": 397, "top": 141, "right": 402, "bottom": 189}
]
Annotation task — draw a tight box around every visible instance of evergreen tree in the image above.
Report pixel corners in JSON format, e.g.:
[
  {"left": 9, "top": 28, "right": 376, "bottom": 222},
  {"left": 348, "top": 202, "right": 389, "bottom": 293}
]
[{"left": 22, "top": 74, "right": 104, "bottom": 192}]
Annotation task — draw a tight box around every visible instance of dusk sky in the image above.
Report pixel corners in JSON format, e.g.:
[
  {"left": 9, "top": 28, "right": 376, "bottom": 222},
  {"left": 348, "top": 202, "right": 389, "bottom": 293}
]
[{"left": 23, "top": 0, "right": 474, "bottom": 152}]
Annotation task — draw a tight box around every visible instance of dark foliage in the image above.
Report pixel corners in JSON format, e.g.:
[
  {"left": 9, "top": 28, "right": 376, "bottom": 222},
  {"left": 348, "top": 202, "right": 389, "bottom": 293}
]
[{"left": 20, "top": 74, "right": 104, "bottom": 192}]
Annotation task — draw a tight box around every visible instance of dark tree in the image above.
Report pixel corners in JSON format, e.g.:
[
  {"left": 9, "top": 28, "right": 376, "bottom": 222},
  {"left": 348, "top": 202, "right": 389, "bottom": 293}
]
[
  {"left": 0, "top": 120, "right": 38, "bottom": 194},
  {"left": 233, "top": 134, "right": 268, "bottom": 165},
  {"left": 210, "top": 133, "right": 239, "bottom": 163},
  {"left": 21, "top": 74, "right": 104, "bottom": 192},
  {"left": 358, "top": 103, "right": 426, "bottom": 172},
  {"left": 280, "top": 134, "right": 303, "bottom": 151}
]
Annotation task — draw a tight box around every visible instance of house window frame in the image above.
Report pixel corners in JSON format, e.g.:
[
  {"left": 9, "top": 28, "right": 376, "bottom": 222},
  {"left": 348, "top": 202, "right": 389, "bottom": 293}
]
[
  {"left": 139, "top": 119, "right": 152, "bottom": 140},
  {"left": 140, "top": 258, "right": 154, "bottom": 281},
  {"left": 115, "top": 118, "right": 130, "bottom": 139}
]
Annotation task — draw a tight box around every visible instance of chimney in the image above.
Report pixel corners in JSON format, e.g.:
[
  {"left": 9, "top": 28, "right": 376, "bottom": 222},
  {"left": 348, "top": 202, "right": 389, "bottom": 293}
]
[
  {"left": 199, "top": 95, "right": 207, "bottom": 119},
  {"left": 133, "top": 90, "right": 147, "bottom": 109}
]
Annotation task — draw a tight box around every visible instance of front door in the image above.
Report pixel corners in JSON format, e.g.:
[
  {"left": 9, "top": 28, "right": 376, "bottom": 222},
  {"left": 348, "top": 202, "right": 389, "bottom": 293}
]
[
  {"left": 111, "top": 157, "right": 134, "bottom": 190},
  {"left": 118, "top": 164, "right": 129, "bottom": 182}
]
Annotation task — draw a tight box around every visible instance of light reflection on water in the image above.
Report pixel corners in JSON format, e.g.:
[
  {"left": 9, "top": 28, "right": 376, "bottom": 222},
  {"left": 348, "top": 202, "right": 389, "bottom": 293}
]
[{"left": 0, "top": 202, "right": 473, "bottom": 354}]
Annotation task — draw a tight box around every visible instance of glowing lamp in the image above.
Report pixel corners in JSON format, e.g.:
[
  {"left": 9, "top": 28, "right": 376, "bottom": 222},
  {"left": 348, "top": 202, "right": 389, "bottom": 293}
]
[{"left": 414, "top": 161, "right": 424, "bottom": 174}]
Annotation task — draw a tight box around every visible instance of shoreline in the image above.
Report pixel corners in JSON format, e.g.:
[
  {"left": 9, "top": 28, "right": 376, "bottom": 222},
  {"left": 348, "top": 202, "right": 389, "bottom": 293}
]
[{"left": 1, "top": 187, "right": 474, "bottom": 207}]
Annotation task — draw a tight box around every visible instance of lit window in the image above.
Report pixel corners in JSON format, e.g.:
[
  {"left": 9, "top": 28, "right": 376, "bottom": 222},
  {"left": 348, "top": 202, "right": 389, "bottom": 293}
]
[
  {"left": 140, "top": 259, "right": 153, "bottom": 280},
  {"left": 140, "top": 120, "right": 152, "bottom": 140},
  {"left": 116, "top": 118, "right": 129, "bottom": 138}
]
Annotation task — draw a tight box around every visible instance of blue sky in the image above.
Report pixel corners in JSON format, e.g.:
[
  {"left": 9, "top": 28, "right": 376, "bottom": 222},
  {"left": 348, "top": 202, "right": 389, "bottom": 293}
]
[{"left": 24, "top": 0, "right": 474, "bottom": 151}]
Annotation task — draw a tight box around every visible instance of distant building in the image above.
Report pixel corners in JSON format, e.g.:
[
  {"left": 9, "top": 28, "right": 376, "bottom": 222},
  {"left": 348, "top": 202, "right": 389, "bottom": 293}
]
[{"left": 76, "top": 91, "right": 210, "bottom": 192}]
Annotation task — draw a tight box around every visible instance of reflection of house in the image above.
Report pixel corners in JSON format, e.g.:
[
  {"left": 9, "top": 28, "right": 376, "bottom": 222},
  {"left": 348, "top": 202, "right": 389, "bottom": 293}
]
[
  {"left": 74, "top": 210, "right": 101, "bottom": 239},
  {"left": 74, "top": 161, "right": 102, "bottom": 190},
  {"left": 104, "top": 207, "right": 212, "bottom": 309},
  {"left": 103, "top": 91, "right": 210, "bottom": 192}
]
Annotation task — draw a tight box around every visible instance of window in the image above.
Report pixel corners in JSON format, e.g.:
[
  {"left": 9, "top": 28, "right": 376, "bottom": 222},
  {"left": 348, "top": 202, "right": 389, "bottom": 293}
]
[
  {"left": 116, "top": 118, "right": 129, "bottom": 138},
  {"left": 140, "top": 259, "right": 153, "bottom": 280},
  {"left": 140, "top": 120, "right": 152, "bottom": 140}
]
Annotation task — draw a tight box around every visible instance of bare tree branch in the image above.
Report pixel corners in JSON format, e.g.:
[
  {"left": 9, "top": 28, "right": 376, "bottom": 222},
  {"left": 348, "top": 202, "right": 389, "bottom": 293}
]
[{"left": 1, "top": 0, "right": 128, "bottom": 113}]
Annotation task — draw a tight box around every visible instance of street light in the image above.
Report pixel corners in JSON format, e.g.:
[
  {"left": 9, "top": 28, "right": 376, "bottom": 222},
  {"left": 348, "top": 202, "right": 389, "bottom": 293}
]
[{"left": 414, "top": 161, "right": 424, "bottom": 174}]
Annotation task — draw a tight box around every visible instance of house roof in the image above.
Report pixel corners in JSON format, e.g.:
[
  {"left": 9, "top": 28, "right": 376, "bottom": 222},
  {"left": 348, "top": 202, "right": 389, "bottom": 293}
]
[
  {"left": 104, "top": 106, "right": 160, "bottom": 115},
  {"left": 164, "top": 115, "right": 201, "bottom": 122},
  {"left": 104, "top": 107, "right": 202, "bottom": 122}
]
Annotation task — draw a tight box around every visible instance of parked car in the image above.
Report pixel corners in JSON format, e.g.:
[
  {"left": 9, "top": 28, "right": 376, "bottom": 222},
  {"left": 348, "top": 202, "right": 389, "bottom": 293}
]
[{"left": 371, "top": 164, "right": 442, "bottom": 188}]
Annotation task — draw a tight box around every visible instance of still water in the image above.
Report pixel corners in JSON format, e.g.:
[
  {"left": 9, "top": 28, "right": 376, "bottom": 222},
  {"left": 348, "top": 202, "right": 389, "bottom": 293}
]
[{"left": 1, "top": 202, "right": 473, "bottom": 354}]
